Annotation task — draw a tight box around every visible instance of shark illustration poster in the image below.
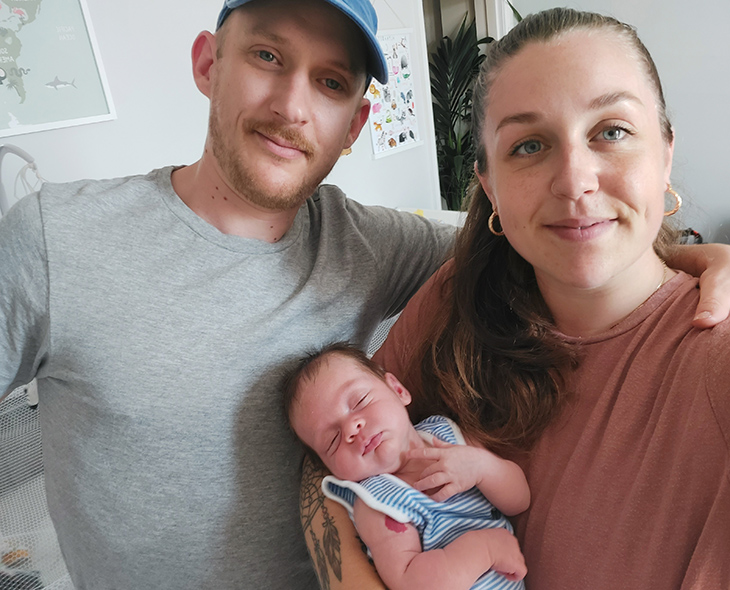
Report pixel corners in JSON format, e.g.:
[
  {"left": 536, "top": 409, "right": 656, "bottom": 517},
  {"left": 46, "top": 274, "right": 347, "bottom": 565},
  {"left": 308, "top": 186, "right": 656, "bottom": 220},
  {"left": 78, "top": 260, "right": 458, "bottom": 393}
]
[
  {"left": 0, "top": 0, "right": 115, "bottom": 138},
  {"left": 367, "top": 30, "right": 420, "bottom": 158}
]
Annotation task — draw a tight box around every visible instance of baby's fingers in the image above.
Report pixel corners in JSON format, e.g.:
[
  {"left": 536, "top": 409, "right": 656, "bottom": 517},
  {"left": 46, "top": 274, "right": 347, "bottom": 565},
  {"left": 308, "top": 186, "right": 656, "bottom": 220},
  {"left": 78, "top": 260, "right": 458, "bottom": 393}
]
[
  {"left": 405, "top": 446, "right": 444, "bottom": 461},
  {"left": 413, "top": 471, "right": 448, "bottom": 492},
  {"left": 427, "top": 483, "right": 458, "bottom": 502}
]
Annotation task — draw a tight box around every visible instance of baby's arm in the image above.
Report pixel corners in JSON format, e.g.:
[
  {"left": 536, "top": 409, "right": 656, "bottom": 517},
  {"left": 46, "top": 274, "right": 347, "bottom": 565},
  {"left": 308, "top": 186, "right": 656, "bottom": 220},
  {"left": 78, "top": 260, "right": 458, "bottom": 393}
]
[
  {"left": 410, "top": 438, "right": 530, "bottom": 515},
  {"left": 352, "top": 499, "right": 526, "bottom": 590}
]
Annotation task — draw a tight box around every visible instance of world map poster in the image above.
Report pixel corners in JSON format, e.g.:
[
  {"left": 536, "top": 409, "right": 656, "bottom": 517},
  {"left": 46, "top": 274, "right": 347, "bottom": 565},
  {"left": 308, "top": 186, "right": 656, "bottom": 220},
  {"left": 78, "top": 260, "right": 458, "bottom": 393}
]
[{"left": 0, "top": 0, "right": 114, "bottom": 138}]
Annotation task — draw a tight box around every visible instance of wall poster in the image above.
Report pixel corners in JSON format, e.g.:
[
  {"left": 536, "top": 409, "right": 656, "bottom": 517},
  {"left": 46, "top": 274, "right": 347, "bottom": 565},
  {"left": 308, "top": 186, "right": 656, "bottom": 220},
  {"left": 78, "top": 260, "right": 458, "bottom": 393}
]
[
  {"left": 0, "top": 0, "right": 115, "bottom": 138},
  {"left": 367, "top": 29, "right": 421, "bottom": 158}
]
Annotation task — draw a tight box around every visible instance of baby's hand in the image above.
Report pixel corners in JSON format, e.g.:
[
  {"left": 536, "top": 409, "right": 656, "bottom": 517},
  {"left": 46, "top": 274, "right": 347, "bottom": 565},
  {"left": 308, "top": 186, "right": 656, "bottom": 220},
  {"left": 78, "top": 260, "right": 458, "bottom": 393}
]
[
  {"left": 480, "top": 528, "right": 527, "bottom": 581},
  {"left": 408, "top": 438, "right": 485, "bottom": 502}
]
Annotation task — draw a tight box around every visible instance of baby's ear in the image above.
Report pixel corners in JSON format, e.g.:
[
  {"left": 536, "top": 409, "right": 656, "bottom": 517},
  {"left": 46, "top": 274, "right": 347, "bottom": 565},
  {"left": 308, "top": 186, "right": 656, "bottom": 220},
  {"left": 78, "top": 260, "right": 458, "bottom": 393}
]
[{"left": 384, "top": 373, "right": 412, "bottom": 406}]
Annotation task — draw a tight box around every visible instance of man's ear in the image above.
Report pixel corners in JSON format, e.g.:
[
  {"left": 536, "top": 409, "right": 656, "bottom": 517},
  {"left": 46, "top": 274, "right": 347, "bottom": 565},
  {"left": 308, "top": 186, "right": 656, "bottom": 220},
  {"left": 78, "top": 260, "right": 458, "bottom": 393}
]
[
  {"left": 343, "top": 98, "right": 371, "bottom": 150},
  {"left": 191, "top": 31, "right": 217, "bottom": 99},
  {"left": 384, "top": 372, "right": 412, "bottom": 407}
]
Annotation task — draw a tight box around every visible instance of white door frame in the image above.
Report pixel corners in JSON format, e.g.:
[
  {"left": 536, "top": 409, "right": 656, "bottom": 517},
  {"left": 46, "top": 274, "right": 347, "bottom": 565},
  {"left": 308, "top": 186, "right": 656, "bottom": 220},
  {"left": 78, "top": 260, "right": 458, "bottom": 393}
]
[{"left": 474, "top": 0, "right": 517, "bottom": 40}]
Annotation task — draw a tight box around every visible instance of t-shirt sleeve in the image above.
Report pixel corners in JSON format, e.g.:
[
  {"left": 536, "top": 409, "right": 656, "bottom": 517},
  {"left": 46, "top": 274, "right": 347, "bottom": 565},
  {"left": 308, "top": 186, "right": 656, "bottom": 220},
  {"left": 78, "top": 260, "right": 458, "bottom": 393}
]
[
  {"left": 344, "top": 199, "right": 454, "bottom": 320},
  {"left": 0, "top": 193, "right": 50, "bottom": 398}
]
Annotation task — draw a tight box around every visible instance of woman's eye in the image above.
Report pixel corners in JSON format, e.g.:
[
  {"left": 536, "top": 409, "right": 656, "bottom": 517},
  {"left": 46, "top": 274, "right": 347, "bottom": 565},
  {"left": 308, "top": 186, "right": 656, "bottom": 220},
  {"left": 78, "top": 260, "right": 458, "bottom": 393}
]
[
  {"left": 258, "top": 50, "right": 276, "bottom": 63},
  {"left": 601, "top": 127, "right": 626, "bottom": 141},
  {"left": 513, "top": 140, "right": 542, "bottom": 156}
]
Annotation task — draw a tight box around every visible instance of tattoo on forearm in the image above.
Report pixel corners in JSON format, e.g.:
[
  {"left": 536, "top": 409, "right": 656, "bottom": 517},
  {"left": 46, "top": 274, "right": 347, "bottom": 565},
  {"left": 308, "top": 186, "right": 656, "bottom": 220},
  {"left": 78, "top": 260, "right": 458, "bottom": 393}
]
[{"left": 301, "top": 458, "right": 342, "bottom": 587}]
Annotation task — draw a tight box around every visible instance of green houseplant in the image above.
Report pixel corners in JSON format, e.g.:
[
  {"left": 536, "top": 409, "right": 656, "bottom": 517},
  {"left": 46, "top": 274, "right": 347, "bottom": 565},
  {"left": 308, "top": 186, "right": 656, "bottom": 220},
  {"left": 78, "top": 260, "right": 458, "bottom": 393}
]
[
  {"left": 429, "top": 16, "right": 491, "bottom": 211},
  {"left": 429, "top": 3, "right": 522, "bottom": 211}
]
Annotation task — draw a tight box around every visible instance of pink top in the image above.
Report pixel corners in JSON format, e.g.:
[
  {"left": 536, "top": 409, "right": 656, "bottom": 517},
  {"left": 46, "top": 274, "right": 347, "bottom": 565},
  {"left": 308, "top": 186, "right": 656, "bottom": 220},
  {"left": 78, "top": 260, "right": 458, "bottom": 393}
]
[{"left": 374, "top": 263, "right": 730, "bottom": 590}]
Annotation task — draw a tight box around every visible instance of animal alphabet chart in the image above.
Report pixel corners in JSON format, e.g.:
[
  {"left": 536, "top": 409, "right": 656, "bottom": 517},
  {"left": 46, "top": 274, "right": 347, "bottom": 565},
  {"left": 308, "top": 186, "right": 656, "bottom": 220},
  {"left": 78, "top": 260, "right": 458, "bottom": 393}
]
[{"left": 367, "top": 30, "right": 421, "bottom": 158}]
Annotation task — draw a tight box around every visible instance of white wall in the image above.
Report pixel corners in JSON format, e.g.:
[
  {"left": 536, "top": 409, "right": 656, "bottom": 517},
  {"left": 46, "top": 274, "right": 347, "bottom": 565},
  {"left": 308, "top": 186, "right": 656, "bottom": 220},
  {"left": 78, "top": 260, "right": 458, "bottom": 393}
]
[
  {"left": 511, "top": 0, "right": 730, "bottom": 243},
  {"left": 1, "top": 0, "right": 441, "bottom": 212},
  {"left": 323, "top": 0, "right": 442, "bottom": 210}
]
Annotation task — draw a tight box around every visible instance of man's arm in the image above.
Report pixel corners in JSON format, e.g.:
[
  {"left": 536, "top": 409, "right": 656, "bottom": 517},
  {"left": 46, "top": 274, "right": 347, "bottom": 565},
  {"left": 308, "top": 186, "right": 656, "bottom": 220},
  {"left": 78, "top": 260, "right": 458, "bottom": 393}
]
[
  {"left": 0, "top": 193, "right": 49, "bottom": 399},
  {"left": 666, "top": 243, "right": 730, "bottom": 327},
  {"left": 300, "top": 457, "right": 386, "bottom": 589}
]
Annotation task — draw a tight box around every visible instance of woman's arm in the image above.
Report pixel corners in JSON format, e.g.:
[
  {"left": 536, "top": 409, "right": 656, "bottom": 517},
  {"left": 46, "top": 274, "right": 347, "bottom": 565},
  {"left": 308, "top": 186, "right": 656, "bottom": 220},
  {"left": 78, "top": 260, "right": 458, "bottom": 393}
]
[
  {"left": 300, "top": 456, "right": 386, "bottom": 590},
  {"left": 666, "top": 243, "right": 730, "bottom": 327}
]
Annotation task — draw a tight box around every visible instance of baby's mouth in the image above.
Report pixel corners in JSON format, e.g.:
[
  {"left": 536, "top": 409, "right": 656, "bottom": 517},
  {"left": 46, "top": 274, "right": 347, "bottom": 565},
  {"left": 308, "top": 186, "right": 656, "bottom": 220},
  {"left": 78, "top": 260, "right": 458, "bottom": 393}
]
[{"left": 363, "top": 432, "right": 383, "bottom": 455}]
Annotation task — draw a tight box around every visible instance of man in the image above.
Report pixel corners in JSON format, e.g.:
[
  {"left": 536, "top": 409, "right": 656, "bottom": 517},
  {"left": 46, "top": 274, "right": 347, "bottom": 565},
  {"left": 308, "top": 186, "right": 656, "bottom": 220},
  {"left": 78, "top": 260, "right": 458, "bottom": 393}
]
[
  {"left": 0, "top": 1, "right": 448, "bottom": 588},
  {"left": 0, "top": 1, "right": 728, "bottom": 589}
]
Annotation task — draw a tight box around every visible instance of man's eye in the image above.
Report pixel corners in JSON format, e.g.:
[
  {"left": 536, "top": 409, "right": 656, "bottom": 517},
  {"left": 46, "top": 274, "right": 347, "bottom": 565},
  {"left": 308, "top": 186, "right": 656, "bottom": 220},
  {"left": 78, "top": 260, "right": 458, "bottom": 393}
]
[
  {"left": 324, "top": 79, "right": 342, "bottom": 91},
  {"left": 258, "top": 50, "right": 276, "bottom": 63}
]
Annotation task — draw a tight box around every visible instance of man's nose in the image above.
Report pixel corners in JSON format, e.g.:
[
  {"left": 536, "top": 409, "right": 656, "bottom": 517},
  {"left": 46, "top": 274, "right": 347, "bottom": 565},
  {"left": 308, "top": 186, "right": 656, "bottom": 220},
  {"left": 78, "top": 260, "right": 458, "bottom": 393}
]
[{"left": 270, "top": 72, "right": 311, "bottom": 126}]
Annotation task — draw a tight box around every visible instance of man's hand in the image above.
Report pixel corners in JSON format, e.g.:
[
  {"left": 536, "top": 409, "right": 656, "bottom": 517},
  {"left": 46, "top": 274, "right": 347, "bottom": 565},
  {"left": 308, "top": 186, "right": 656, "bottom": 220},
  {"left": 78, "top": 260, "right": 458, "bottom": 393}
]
[{"left": 667, "top": 243, "right": 730, "bottom": 327}]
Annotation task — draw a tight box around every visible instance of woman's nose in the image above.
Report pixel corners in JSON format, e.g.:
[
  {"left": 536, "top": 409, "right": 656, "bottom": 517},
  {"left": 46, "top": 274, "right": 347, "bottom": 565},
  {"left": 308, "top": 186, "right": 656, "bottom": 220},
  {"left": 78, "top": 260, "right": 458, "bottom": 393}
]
[{"left": 550, "top": 144, "right": 599, "bottom": 200}]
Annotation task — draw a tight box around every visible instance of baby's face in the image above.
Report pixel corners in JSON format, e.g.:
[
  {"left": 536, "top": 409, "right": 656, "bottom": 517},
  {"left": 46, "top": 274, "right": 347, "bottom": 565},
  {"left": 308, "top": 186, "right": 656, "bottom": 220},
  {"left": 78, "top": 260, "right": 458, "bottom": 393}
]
[{"left": 291, "top": 354, "right": 414, "bottom": 481}]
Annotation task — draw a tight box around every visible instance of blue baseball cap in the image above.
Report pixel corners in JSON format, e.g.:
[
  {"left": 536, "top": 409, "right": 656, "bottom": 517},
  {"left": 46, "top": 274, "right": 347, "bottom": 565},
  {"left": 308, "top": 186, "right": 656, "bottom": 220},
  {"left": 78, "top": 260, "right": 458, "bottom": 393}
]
[{"left": 216, "top": 0, "right": 388, "bottom": 84}]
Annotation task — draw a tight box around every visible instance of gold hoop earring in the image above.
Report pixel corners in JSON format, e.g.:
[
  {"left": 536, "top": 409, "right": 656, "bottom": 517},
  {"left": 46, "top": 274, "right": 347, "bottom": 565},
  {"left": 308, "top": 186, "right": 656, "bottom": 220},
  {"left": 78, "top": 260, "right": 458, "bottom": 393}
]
[
  {"left": 488, "top": 211, "right": 504, "bottom": 236},
  {"left": 664, "top": 184, "right": 682, "bottom": 217}
]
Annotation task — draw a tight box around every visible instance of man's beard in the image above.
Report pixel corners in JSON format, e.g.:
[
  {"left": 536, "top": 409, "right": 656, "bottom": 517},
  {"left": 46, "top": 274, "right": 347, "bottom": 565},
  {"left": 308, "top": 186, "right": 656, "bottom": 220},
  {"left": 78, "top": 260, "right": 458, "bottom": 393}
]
[{"left": 209, "top": 109, "right": 325, "bottom": 211}]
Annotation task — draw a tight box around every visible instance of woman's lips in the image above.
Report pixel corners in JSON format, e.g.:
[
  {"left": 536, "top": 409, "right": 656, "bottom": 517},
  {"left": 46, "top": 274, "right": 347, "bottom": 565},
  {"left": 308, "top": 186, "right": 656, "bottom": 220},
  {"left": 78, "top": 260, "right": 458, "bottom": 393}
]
[{"left": 546, "top": 218, "right": 616, "bottom": 241}]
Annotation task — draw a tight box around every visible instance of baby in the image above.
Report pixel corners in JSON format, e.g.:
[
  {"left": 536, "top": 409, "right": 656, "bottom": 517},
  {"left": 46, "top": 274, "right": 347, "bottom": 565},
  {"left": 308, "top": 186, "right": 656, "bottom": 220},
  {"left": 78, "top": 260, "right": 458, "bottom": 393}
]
[{"left": 284, "top": 343, "right": 529, "bottom": 590}]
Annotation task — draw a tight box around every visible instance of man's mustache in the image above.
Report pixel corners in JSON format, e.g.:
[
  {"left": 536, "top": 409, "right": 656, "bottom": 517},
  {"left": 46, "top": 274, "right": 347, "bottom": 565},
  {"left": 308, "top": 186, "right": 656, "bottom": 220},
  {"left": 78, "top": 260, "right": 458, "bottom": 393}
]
[{"left": 245, "top": 121, "right": 315, "bottom": 158}]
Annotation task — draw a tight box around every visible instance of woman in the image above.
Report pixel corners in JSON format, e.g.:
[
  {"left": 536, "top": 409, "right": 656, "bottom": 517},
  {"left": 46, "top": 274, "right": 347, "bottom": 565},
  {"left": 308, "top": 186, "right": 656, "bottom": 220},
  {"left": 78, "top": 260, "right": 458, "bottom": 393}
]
[{"left": 372, "top": 8, "right": 729, "bottom": 590}]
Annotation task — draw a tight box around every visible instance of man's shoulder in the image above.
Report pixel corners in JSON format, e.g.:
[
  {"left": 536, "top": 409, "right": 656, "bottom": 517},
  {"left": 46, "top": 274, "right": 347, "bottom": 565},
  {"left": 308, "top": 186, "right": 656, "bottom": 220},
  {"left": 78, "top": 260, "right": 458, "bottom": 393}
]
[
  {"left": 310, "top": 184, "right": 398, "bottom": 222},
  {"left": 40, "top": 167, "right": 173, "bottom": 204},
  {"left": 310, "top": 184, "right": 455, "bottom": 244}
]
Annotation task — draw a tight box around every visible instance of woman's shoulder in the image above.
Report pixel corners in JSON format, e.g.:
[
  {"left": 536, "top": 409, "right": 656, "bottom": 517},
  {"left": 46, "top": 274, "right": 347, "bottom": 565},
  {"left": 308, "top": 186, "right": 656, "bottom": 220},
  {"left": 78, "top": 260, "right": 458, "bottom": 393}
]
[
  {"left": 659, "top": 272, "right": 730, "bottom": 435},
  {"left": 372, "top": 259, "right": 454, "bottom": 376},
  {"left": 395, "top": 257, "right": 455, "bottom": 323}
]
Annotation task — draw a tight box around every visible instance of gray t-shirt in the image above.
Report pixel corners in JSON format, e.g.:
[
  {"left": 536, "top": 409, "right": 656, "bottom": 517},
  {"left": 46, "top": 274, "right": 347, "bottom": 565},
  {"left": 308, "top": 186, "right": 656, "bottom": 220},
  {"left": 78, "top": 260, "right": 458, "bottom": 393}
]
[{"left": 0, "top": 167, "right": 453, "bottom": 589}]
